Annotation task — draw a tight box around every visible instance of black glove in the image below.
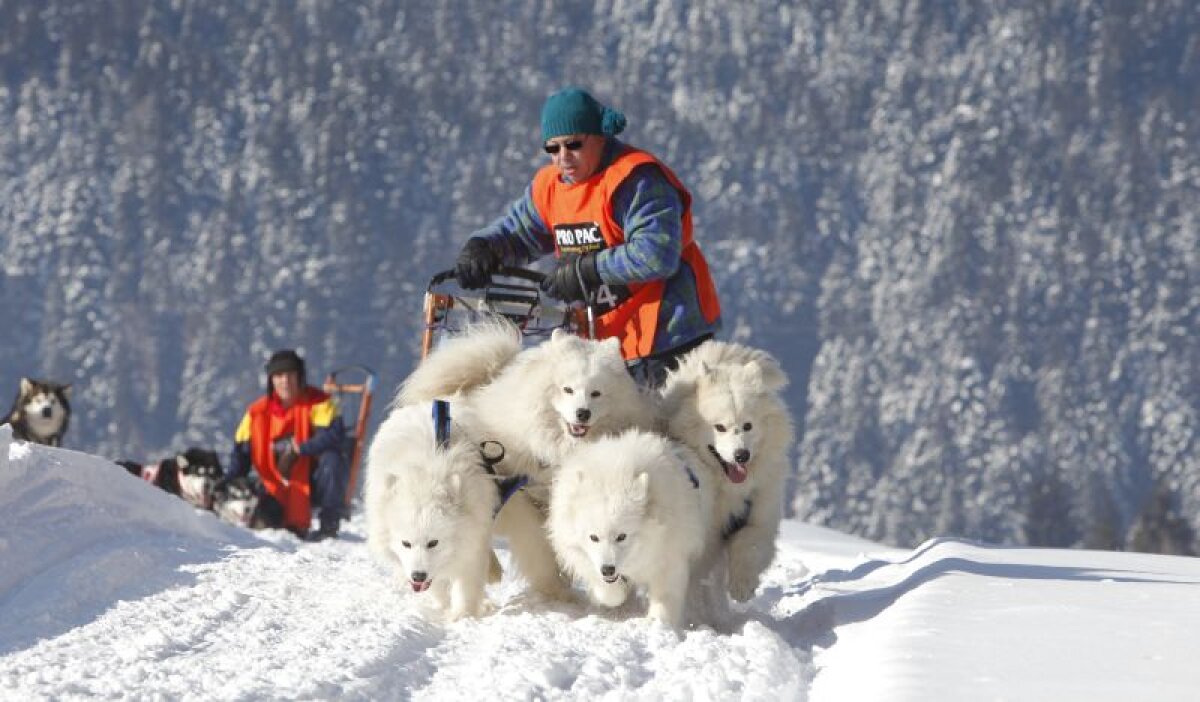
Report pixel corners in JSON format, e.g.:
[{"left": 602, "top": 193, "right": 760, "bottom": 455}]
[
  {"left": 540, "top": 253, "right": 601, "bottom": 303},
  {"left": 455, "top": 237, "right": 502, "bottom": 289}
]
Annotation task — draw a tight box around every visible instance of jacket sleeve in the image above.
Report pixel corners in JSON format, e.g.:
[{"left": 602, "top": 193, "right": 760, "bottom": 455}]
[
  {"left": 227, "top": 411, "right": 253, "bottom": 479},
  {"left": 473, "top": 184, "right": 556, "bottom": 265},
  {"left": 593, "top": 164, "right": 685, "bottom": 285},
  {"left": 297, "top": 397, "right": 346, "bottom": 457}
]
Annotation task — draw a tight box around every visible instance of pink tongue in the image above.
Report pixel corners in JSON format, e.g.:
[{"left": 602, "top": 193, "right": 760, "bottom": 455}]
[
  {"left": 725, "top": 462, "right": 749, "bottom": 484},
  {"left": 411, "top": 580, "right": 430, "bottom": 593}
]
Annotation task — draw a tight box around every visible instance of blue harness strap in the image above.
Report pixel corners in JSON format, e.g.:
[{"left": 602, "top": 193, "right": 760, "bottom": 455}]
[
  {"left": 494, "top": 474, "right": 530, "bottom": 511},
  {"left": 477, "top": 439, "right": 529, "bottom": 516},
  {"left": 432, "top": 400, "right": 451, "bottom": 449},
  {"left": 430, "top": 401, "right": 529, "bottom": 516},
  {"left": 722, "top": 497, "right": 754, "bottom": 541},
  {"left": 683, "top": 463, "right": 700, "bottom": 489}
]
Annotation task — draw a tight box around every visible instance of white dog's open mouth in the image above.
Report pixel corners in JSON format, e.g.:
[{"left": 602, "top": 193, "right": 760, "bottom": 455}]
[
  {"left": 410, "top": 579, "right": 432, "bottom": 593},
  {"left": 708, "top": 445, "right": 749, "bottom": 484},
  {"left": 602, "top": 572, "right": 621, "bottom": 584},
  {"left": 565, "top": 422, "right": 591, "bottom": 438}
]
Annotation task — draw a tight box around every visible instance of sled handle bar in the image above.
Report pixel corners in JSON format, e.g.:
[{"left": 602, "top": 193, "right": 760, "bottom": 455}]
[{"left": 427, "top": 267, "right": 546, "bottom": 290}]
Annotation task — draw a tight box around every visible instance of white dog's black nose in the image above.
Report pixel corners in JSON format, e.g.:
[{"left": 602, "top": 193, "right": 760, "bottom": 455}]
[
  {"left": 734, "top": 448, "right": 751, "bottom": 464},
  {"left": 41, "top": 407, "right": 53, "bottom": 418},
  {"left": 600, "top": 564, "right": 615, "bottom": 577},
  {"left": 411, "top": 571, "right": 427, "bottom": 583},
  {"left": 576, "top": 408, "right": 591, "bottom": 422}
]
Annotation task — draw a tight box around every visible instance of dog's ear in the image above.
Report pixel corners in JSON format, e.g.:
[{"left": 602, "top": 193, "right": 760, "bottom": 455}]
[
  {"left": 630, "top": 471, "right": 650, "bottom": 504},
  {"left": 601, "top": 336, "right": 621, "bottom": 355},
  {"left": 551, "top": 328, "right": 570, "bottom": 343},
  {"left": 20, "top": 377, "right": 33, "bottom": 395},
  {"left": 436, "top": 473, "right": 465, "bottom": 509},
  {"left": 60, "top": 384, "right": 72, "bottom": 400},
  {"left": 557, "top": 468, "right": 586, "bottom": 498},
  {"left": 747, "top": 358, "right": 788, "bottom": 392}
]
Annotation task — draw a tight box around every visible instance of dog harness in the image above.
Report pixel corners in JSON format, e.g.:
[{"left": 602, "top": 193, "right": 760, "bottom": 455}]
[
  {"left": 431, "top": 400, "right": 529, "bottom": 515},
  {"left": 722, "top": 497, "right": 754, "bottom": 541},
  {"left": 432, "top": 399, "right": 452, "bottom": 449},
  {"left": 682, "top": 463, "right": 700, "bottom": 489}
]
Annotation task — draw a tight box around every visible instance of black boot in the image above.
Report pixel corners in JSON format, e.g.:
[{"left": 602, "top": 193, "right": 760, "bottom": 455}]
[{"left": 307, "top": 518, "right": 339, "bottom": 542}]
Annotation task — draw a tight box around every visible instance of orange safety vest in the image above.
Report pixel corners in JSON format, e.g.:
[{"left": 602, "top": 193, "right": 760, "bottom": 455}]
[
  {"left": 245, "top": 387, "right": 329, "bottom": 532},
  {"left": 530, "top": 145, "right": 721, "bottom": 360}
]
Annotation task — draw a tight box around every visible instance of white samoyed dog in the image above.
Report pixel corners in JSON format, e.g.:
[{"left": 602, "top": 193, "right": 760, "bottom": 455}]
[
  {"left": 660, "top": 341, "right": 795, "bottom": 603},
  {"left": 548, "top": 429, "right": 718, "bottom": 629},
  {"left": 400, "top": 322, "right": 658, "bottom": 599},
  {"left": 365, "top": 401, "right": 508, "bottom": 620},
  {"left": 402, "top": 323, "right": 657, "bottom": 485}
]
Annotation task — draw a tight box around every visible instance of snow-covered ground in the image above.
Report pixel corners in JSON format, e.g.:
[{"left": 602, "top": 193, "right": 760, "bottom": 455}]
[{"left": 3, "top": 428, "right": 1199, "bottom": 701}]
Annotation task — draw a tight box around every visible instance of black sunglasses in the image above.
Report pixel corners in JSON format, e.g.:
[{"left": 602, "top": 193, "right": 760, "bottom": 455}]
[{"left": 543, "top": 139, "right": 585, "bottom": 155}]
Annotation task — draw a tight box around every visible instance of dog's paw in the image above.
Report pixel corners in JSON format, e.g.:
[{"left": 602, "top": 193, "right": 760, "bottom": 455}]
[
  {"left": 445, "top": 606, "right": 478, "bottom": 622},
  {"left": 457, "top": 595, "right": 497, "bottom": 619},
  {"left": 728, "top": 573, "right": 759, "bottom": 603},
  {"left": 445, "top": 597, "right": 491, "bottom": 622},
  {"left": 645, "top": 600, "right": 683, "bottom": 632},
  {"left": 530, "top": 576, "right": 575, "bottom": 603},
  {"left": 590, "top": 579, "right": 630, "bottom": 608}
]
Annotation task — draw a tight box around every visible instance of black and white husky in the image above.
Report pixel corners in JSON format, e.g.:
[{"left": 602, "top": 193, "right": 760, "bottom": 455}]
[
  {"left": 212, "top": 475, "right": 283, "bottom": 529},
  {"left": 118, "top": 447, "right": 225, "bottom": 511},
  {"left": 5, "top": 377, "right": 72, "bottom": 447}
]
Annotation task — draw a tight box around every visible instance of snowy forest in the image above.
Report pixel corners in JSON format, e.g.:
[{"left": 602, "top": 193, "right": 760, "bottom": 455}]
[{"left": 1, "top": 1, "right": 1196, "bottom": 554}]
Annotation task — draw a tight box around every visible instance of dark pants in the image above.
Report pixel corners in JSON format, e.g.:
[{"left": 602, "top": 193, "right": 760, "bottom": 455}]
[
  {"left": 625, "top": 334, "right": 713, "bottom": 389},
  {"left": 309, "top": 448, "right": 348, "bottom": 531}
]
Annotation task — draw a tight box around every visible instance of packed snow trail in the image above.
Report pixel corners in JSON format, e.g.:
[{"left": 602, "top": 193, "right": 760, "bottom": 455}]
[
  {"left": 0, "top": 440, "right": 813, "bottom": 700},
  {"left": 10, "top": 440, "right": 1199, "bottom": 701}
]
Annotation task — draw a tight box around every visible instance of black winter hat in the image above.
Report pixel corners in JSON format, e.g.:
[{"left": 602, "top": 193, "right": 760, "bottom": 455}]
[{"left": 264, "top": 349, "right": 307, "bottom": 390}]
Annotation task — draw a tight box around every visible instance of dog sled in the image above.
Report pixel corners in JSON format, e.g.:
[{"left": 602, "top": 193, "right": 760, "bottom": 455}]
[{"left": 421, "top": 267, "right": 590, "bottom": 358}]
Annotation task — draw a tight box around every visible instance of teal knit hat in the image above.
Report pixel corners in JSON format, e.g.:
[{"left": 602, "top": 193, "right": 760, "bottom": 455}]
[{"left": 540, "top": 87, "right": 627, "bottom": 141}]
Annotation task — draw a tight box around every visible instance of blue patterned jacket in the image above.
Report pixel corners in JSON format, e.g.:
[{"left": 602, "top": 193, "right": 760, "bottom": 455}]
[{"left": 470, "top": 139, "right": 721, "bottom": 356}]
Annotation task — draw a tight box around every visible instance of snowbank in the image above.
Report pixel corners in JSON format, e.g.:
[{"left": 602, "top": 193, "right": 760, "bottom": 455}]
[{"left": 0, "top": 435, "right": 256, "bottom": 654}]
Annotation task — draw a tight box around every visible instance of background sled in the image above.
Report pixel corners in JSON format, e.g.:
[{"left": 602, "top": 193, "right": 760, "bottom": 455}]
[
  {"left": 321, "top": 365, "right": 377, "bottom": 507},
  {"left": 421, "top": 267, "right": 588, "bottom": 359}
]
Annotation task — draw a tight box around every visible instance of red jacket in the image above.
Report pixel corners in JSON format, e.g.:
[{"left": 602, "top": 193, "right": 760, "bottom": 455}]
[{"left": 235, "top": 387, "right": 337, "bottom": 531}]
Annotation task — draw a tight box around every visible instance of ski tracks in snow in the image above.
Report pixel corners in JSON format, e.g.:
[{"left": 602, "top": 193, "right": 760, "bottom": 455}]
[{"left": 1, "top": 521, "right": 813, "bottom": 701}]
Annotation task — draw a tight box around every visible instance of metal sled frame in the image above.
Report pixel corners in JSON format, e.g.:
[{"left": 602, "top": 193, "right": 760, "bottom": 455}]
[
  {"left": 321, "top": 365, "right": 378, "bottom": 507},
  {"left": 421, "top": 267, "right": 588, "bottom": 359}
]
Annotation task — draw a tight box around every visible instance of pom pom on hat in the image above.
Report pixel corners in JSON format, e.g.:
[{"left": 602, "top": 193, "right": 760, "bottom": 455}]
[
  {"left": 541, "top": 87, "right": 626, "bottom": 141},
  {"left": 600, "top": 107, "right": 627, "bottom": 137}
]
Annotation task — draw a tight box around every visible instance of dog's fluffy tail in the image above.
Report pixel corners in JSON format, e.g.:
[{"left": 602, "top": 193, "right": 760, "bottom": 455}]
[{"left": 397, "top": 319, "right": 524, "bottom": 406}]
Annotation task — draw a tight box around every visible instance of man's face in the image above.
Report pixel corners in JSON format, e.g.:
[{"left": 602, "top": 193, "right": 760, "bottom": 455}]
[
  {"left": 544, "top": 133, "right": 604, "bottom": 183},
  {"left": 271, "top": 371, "right": 301, "bottom": 405}
]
